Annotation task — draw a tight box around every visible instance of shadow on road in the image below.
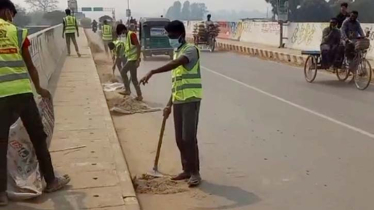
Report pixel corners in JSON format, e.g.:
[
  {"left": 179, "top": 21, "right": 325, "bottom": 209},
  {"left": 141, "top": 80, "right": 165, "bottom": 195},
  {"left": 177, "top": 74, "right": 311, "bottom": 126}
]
[
  {"left": 312, "top": 79, "right": 374, "bottom": 92},
  {"left": 195, "top": 181, "right": 260, "bottom": 210}
]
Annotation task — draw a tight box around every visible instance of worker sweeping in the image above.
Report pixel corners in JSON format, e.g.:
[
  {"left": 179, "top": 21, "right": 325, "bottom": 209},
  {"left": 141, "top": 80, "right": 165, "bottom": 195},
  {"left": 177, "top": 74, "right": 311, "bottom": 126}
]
[
  {"left": 108, "top": 25, "right": 127, "bottom": 75},
  {"left": 140, "top": 20, "right": 202, "bottom": 187},
  {"left": 0, "top": 0, "right": 71, "bottom": 206}
]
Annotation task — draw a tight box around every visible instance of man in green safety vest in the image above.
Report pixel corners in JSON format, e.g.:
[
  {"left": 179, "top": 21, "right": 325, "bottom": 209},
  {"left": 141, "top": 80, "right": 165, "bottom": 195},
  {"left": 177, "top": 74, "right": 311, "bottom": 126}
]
[
  {"left": 140, "top": 20, "right": 202, "bottom": 187},
  {"left": 62, "top": 9, "right": 80, "bottom": 57},
  {"left": 117, "top": 24, "right": 142, "bottom": 101},
  {"left": 108, "top": 25, "right": 127, "bottom": 75},
  {"left": 0, "top": 1, "right": 71, "bottom": 206},
  {"left": 101, "top": 20, "right": 113, "bottom": 55}
]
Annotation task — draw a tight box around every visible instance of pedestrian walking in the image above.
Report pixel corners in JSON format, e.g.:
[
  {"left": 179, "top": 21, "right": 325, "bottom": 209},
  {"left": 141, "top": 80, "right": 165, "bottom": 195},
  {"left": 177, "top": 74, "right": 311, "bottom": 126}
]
[
  {"left": 101, "top": 20, "right": 113, "bottom": 55},
  {"left": 140, "top": 20, "right": 202, "bottom": 187},
  {"left": 62, "top": 9, "right": 81, "bottom": 57},
  {"left": 0, "top": 1, "right": 71, "bottom": 206}
]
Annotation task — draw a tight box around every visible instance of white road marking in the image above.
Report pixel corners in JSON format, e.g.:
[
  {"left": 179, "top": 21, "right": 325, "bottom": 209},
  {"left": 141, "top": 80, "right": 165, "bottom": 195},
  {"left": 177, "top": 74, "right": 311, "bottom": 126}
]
[{"left": 201, "top": 66, "right": 374, "bottom": 139}]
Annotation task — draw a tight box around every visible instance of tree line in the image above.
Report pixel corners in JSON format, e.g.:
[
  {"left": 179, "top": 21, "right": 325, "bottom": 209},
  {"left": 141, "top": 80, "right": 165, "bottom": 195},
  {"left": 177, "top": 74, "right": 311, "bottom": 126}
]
[
  {"left": 13, "top": 0, "right": 64, "bottom": 27},
  {"left": 266, "top": 0, "right": 374, "bottom": 23},
  {"left": 165, "top": 1, "right": 208, "bottom": 21}
]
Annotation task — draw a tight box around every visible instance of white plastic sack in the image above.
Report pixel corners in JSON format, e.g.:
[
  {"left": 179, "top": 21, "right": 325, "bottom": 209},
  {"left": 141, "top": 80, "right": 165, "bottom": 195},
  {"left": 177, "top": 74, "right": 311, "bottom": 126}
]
[{"left": 7, "top": 98, "right": 55, "bottom": 201}]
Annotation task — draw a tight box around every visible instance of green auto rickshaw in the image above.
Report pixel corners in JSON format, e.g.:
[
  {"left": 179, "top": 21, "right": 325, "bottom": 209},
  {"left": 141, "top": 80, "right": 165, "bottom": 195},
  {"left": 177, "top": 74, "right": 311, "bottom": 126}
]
[{"left": 139, "top": 17, "right": 174, "bottom": 60}]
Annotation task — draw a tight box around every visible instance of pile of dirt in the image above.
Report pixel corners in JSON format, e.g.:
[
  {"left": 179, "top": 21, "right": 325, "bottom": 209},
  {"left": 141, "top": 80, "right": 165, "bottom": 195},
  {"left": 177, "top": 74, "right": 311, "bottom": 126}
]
[
  {"left": 133, "top": 174, "right": 188, "bottom": 194},
  {"left": 89, "top": 41, "right": 103, "bottom": 53},
  {"left": 108, "top": 96, "right": 148, "bottom": 110}
]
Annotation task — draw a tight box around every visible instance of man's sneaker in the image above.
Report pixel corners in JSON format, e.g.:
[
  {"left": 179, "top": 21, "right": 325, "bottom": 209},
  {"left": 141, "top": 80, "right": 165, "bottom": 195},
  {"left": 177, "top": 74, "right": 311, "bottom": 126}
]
[
  {"left": 135, "top": 96, "right": 143, "bottom": 101},
  {"left": 171, "top": 172, "right": 191, "bottom": 181},
  {"left": 0, "top": 192, "right": 8, "bottom": 206},
  {"left": 118, "top": 90, "right": 131, "bottom": 96},
  {"left": 44, "top": 175, "right": 71, "bottom": 193},
  {"left": 188, "top": 173, "right": 202, "bottom": 187},
  {"left": 77, "top": 53, "right": 81, "bottom": 57}
]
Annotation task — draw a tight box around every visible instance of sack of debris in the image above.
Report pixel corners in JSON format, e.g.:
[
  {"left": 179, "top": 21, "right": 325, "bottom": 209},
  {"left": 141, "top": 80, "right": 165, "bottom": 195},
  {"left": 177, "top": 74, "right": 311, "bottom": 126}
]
[{"left": 7, "top": 98, "right": 55, "bottom": 201}]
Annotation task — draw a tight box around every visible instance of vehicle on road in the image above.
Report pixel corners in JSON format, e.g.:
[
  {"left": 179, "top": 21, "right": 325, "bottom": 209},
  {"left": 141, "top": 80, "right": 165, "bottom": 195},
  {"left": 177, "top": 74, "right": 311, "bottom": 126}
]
[
  {"left": 303, "top": 38, "right": 372, "bottom": 90},
  {"left": 193, "top": 22, "right": 219, "bottom": 52},
  {"left": 139, "top": 17, "right": 174, "bottom": 60}
]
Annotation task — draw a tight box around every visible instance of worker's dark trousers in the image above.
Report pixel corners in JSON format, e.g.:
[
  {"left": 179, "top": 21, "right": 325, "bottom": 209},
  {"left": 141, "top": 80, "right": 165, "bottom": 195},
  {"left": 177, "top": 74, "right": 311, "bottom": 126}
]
[
  {"left": 173, "top": 101, "right": 200, "bottom": 174},
  {"left": 120, "top": 61, "right": 142, "bottom": 97},
  {"left": 0, "top": 93, "right": 55, "bottom": 192},
  {"left": 65, "top": 33, "right": 79, "bottom": 55}
]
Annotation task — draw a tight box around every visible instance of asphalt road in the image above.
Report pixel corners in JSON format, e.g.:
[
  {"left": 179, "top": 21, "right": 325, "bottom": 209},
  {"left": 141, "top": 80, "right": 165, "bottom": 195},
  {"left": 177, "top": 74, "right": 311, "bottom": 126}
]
[
  {"left": 85, "top": 30, "right": 374, "bottom": 210},
  {"left": 137, "top": 49, "right": 374, "bottom": 210}
]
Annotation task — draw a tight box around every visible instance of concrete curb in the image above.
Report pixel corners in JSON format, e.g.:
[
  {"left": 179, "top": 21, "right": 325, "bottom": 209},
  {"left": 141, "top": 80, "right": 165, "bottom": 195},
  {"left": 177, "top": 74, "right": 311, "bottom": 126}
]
[
  {"left": 186, "top": 37, "right": 308, "bottom": 66},
  {"left": 83, "top": 29, "right": 141, "bottom": 210},
  {"left": 215, "top": 41, "right": 308, "bottom": 66}
]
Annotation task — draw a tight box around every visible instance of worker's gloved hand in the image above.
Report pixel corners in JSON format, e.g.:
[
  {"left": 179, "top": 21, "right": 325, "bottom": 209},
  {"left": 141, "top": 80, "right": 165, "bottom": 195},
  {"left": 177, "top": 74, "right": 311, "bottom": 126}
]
[
  {"left": 37, "top": 88, "right": 52, "bottom": 99},
  {"left": 163, "top": 106, "right": 171, "bottom": 119}
]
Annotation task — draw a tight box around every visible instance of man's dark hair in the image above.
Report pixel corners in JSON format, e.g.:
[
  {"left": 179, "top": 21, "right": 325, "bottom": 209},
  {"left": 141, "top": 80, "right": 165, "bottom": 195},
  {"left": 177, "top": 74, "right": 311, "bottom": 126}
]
[
  {"left": 165, "top": 20, "right": 185, "bottom": 35},
  {"left": 108, "top": 42, "right": 115, "bottom": 50},
  {"left": 341, "top": 2, "right": 348, "bottom": 8},
  {"left": 116, "top": 23, "right": 127, "bottom": 35},
  {"left": 0, "top": 0, "right": 17, "bottom": 15},
  {"left": 65, "top": 9, "right": 71, "bottom": 15},
  {"left": 352, "top": 11, "right": 359, "bottom": 15}
]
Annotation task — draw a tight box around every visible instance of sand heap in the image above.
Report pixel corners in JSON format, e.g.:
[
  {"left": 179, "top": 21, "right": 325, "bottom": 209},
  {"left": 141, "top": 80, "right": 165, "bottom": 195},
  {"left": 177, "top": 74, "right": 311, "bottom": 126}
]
[
  {"left": 133, "top": 174, "right": 188, "bottom": 194},
  {"left": 109, "top": 96, "right": 160, "bottom": 115}
]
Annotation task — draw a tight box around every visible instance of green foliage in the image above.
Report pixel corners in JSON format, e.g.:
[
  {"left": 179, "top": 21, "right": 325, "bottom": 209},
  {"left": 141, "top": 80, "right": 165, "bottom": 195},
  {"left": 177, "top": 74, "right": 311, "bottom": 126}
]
[
  {"left": 265, "top": 0, "right": 374, "bottom": 23},
  {"left": 43, "top": 10, "right": 65, "bottom": 26},
  {"left": 166, "top": 1, "right": 208, "bottom": 20},
  {"left": 13, "top": 5, "right": 30, "bottom": 27}
]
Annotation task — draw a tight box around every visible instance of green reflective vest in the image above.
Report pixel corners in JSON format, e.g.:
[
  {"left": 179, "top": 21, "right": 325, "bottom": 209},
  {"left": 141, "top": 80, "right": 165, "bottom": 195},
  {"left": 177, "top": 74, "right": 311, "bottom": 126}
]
[
  {"left": 0, "top": 19, "right": 32, "bottom": 98},
  {"left": 125, "top": 31, "right": 138, "bottom": 61},
  {"left": 113, "top": 40, "right": 125, "bottom": 58},
  {"left": 64, "top": 15, "right": 77, "bottom": 34},
  {"left": 102, "top": 24, "right": 113, "bottom": 41},
  {"left": 172, "top": 43, "right": 202, "bottom": 103}
]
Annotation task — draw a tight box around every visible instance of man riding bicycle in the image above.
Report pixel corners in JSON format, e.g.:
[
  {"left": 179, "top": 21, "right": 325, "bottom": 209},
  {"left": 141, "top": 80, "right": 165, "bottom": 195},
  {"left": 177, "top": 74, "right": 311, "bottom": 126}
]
[{"left": 341, "top": 11, "right": 365, "bottom": 62}]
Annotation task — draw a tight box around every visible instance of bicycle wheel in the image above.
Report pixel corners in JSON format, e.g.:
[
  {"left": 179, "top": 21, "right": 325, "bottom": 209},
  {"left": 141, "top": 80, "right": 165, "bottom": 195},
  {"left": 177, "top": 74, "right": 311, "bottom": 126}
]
[
  {"left": 336, "top": 58, "right": 350, "bottom": 81},
  {"left": 304, "top": 55, "right": 318, "bottom": 83},
  {"left": 354, "top": 59, "right": 372, "bottom": 90}
]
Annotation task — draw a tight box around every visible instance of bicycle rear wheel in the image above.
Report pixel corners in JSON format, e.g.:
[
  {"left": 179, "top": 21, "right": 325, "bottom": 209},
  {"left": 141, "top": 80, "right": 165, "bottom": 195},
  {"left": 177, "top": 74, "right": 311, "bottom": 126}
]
[
  {"left": 336, "top": 58, "right": 350, "bottom": 81},
  {"left": 355, "top": 59, "right": 372, "bottom": 90},
  {"left": 304, "top": 55, "right": 318, "bottom": 83}
]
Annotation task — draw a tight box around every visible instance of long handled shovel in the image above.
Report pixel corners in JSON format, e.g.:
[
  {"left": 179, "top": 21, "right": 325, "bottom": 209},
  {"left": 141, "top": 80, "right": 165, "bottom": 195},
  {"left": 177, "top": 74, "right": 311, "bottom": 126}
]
[{"left": 147, "top": 116, "right": 167, "bottom": 178}]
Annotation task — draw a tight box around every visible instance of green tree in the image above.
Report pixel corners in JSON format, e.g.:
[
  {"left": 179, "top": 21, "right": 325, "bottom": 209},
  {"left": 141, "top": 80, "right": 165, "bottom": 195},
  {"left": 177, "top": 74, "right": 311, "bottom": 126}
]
[
  {"left": 166, "top": 1, "right": 182, "bottom": 20},
  {"left": 294, "top": 0, "right": 332, "bottom": 22},
  {"left": 13, "top": 5, "right": 30, "bottom": 27},
  {"left": 190, "top": 3, "right": 207, "bottom": 20},
  {"left": 25, "top": 0, "right": 59, "bottom": 12},
  {"left": 43, "top": 10, "right": 65, "bottom": 25},
  {"left": 181, "top": 1, "right": 191, "bottom": 20}
]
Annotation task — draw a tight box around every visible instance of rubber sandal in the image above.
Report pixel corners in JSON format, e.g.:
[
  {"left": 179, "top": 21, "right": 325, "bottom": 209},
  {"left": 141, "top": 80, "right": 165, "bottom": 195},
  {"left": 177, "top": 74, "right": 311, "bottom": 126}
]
[{"left": 44, "top": 174, "right": 71, "bottom": 193}]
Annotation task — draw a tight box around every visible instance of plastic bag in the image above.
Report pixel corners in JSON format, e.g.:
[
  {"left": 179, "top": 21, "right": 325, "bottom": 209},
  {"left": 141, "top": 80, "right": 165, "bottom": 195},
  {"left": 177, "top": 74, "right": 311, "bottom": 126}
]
[{"left": 7, "top": 98, "right": 55, "bottom": 201}]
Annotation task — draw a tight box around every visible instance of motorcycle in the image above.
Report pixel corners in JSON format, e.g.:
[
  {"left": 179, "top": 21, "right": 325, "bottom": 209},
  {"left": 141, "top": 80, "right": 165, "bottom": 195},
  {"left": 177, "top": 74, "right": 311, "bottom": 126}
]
[{"left": 92, "top": 26, "right": 97, "bottom": 33}]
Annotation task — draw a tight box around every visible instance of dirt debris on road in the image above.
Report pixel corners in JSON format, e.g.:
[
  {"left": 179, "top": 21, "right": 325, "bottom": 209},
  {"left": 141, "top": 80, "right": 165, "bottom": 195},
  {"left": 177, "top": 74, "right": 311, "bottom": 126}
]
[{"left": 133, "top": 174, "right": 189, "bottom": 195}]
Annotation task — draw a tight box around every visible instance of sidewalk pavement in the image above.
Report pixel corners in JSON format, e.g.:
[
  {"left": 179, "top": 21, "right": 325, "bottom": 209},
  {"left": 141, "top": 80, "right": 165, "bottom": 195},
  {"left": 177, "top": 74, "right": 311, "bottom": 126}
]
[{"left": 8, "top": 29, "right": 140, "bottom": 210}]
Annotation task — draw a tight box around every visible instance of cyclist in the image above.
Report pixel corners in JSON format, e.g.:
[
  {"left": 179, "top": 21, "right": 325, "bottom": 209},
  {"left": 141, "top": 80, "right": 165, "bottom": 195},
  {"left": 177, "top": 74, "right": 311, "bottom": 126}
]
[{"left": 341, "top": 11, "right": 365, "bottom": 62}]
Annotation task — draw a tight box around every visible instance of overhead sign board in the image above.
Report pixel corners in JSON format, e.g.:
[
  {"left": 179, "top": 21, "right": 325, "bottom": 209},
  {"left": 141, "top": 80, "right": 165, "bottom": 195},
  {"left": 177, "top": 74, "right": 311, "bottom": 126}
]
[
  {"left": 67, "top": 0, "right": 78, "bottom": 11},
  {"left": 126, "top": 9, "right": 131, "bottom": 17},
  {"left": 93, "top": 7, "right": 104, "bottom": 12},
  {"left": 81, "top": 7, "right": 92, "bottom": 11}
]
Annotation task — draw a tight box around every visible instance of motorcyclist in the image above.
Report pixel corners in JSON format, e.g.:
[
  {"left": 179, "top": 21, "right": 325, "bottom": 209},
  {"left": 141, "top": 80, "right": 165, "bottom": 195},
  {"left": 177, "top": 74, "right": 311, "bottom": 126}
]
[
  {"left": 320, "top": 18, "right": 341, "bottom": 69},
  {"left": 92, "top": 20, "right": 98, "bottom": 32}
]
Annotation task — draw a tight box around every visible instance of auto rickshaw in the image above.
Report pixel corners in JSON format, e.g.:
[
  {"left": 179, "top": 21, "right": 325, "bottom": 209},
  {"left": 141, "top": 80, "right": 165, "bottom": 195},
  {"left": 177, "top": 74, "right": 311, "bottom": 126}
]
[{"left": 139, "top": 17, "right": 174, "bottom": 60}]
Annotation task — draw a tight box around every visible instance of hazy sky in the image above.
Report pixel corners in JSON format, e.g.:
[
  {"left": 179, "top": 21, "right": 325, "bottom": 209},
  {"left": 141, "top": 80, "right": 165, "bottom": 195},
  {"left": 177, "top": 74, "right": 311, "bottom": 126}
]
[{"left": 12, "top": 0, "right": 269, "bottom": 18}]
